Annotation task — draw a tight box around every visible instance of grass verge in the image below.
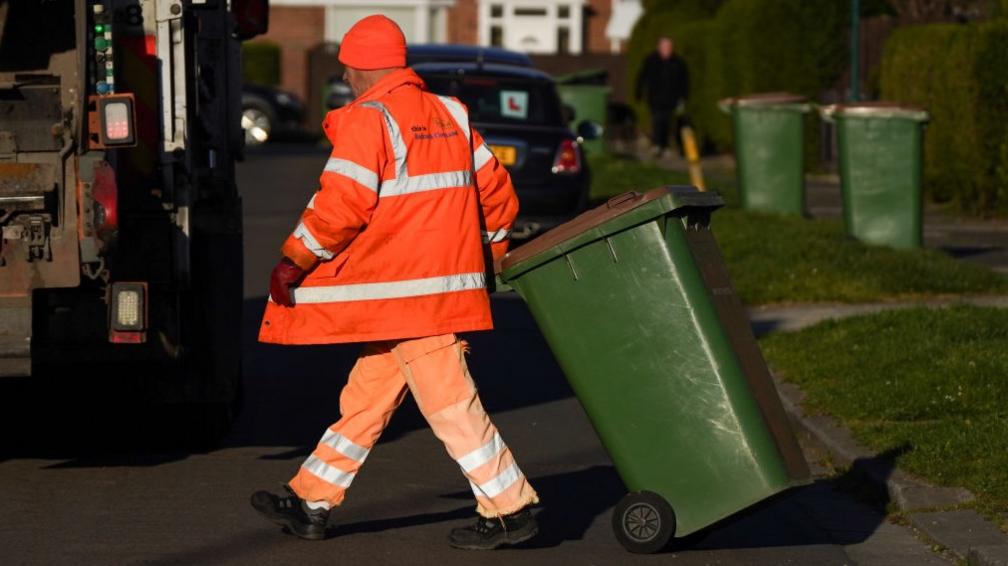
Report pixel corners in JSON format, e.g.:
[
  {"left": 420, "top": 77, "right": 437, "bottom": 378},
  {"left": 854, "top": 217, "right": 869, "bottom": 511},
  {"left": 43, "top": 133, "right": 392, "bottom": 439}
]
[
  {"left": 588, "top": 153, "right": 739, "bottom": 205},
  {"left": 588, "top": 154, "right": 1008, "bottom": 305},
  {"left": 760, "top": 306, "right": 1008, "bottom": 529}
]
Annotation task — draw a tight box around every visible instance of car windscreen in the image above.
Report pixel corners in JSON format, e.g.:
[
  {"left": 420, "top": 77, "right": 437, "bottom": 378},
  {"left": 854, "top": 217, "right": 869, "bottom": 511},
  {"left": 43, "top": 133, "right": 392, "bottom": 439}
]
[{"left": 419, "top": 74, "right": 564, "bottom": 127}]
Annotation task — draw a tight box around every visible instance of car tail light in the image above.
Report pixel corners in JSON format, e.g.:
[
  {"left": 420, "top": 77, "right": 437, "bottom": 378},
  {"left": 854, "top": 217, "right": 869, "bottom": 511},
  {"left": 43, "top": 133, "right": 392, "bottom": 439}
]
[
  {"left": 109, "top": 282, "right": 148, "bottom": 344},
  {"left": 552, "top": 139, "right": 581, "bottom": 175}
]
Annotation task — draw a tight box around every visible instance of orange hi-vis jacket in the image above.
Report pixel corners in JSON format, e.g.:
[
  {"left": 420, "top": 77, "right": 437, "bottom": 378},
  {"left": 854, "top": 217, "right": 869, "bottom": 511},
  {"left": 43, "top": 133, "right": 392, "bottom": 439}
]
[{"left": 259, "top": 68, "right": 518, "bottom": 344}]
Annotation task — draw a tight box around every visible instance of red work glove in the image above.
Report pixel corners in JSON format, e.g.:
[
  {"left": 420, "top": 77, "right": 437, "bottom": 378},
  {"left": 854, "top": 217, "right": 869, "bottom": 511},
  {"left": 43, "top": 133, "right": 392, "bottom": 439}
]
[{"left": 269, "top": 257, "right": 306, "bottom": 307}]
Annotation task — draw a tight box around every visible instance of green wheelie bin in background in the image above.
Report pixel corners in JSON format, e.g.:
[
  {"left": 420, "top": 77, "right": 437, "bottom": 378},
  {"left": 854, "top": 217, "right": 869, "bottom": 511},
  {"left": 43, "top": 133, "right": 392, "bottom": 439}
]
[
  {"left": 821, "top": 103, "right": 929, "bottom": 249},
  {"left": 555, "top": 69, "right": 611, "bottom": 156},
  {"left": 719, "top": 93, "right": 811, "bottom": 215},
  {"left": 499, "top": 187, "right": 810, "bottom": 554}
]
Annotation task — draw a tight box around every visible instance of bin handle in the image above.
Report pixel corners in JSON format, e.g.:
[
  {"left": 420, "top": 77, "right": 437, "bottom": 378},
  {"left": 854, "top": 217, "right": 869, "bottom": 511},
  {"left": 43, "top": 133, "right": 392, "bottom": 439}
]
[{"left": 607, "top": 191, "right": 641, "bottom": 209}]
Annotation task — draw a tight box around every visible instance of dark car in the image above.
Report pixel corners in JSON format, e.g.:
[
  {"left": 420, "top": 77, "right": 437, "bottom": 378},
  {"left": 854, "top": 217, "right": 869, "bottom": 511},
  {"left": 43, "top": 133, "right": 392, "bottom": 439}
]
[
  {"left": 414, "top": 62, "right": 596, "bottom": 237},
  {"left": 241, "top": 83, "right": 305, "bottom": 146},
  {"left": 407, "top": 44, "right": 533, "bottom": 67},
  {"left": 325, "top": 44, "right": 532, "bottom": 110}
]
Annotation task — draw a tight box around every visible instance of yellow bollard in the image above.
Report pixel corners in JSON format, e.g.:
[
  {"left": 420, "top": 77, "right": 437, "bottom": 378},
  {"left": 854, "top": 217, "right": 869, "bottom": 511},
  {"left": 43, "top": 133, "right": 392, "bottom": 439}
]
[{"left": 680, "top": 125, "right": 706, "bottom": 191}]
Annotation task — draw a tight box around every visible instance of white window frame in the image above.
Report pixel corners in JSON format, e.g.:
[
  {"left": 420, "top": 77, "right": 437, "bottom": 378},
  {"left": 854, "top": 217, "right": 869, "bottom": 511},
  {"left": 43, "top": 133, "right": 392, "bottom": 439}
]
[
  {"left": 268, "top": 0, "right": 455, "bottom": 44},
  {"left": 478, "top": 0, "right": 584, "bottom": 54}
]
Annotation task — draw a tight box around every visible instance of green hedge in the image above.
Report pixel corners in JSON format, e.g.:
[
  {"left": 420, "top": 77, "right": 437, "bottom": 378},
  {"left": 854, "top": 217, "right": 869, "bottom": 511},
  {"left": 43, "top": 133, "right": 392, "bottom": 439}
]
[
  {"left": 881, "top": 21, "right": 1008, "bottom": 213},
  {"left": 627, "top": 0, "right": 849, "bottom": 165},
  {"left": 241, "top": 41, "right": 280, "bottom": 86},
  {"left": 673, "top": 19, "right": 725, "bottom": 150}
]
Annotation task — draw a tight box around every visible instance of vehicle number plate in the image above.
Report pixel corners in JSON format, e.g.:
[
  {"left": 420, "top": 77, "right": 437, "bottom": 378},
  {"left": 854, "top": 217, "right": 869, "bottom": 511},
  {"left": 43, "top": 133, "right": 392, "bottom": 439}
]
[{"left": 488, "top": 145, "right": 517, "bottom": 166}]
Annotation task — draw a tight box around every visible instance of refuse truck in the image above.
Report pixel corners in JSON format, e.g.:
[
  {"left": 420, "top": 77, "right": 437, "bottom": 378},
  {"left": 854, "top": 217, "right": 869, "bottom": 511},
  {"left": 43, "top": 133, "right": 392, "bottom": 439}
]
[
  {"left": 0, "top": 0, "right": 269, "bottom": 441},
  {"left": 499, "top": 186, "right": 810, "bottom": 553}
]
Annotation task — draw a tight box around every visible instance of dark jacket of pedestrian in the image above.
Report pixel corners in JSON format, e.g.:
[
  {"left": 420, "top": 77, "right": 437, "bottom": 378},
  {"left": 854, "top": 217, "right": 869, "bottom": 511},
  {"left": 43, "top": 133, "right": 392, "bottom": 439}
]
[{"left": 635, "top": 52, "right": 689, "bottom": 111}]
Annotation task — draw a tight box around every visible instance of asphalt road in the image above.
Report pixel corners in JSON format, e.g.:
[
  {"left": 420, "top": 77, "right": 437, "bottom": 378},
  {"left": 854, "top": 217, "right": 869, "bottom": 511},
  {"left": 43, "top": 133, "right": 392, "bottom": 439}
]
[{"left": 0, "top": 142, "right": 950, "bottom": 565}]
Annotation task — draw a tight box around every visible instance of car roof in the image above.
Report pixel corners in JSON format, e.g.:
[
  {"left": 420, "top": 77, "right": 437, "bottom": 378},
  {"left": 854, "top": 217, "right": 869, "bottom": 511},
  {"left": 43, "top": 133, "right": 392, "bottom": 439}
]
[
  {"left": 406, "top": 44, "right": 533, "bottom": 67},
  {"left": 413, "top": 62, "right": 554, "bottom": 82}
]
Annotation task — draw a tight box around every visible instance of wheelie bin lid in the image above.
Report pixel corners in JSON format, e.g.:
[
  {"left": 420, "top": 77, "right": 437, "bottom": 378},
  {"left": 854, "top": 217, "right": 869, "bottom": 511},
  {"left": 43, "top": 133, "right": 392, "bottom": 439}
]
[
  {"left": 554, "top": 68, "right": 609, "bottom": 85},
  {"left": 499, "top": 186, "right": 723, "bottom": 280},
  {"left": 718, "top": 92, "right": 810, "bottom": 113},
  {"left": 820, "top": 101, "right": 929, "bottom": 122}
]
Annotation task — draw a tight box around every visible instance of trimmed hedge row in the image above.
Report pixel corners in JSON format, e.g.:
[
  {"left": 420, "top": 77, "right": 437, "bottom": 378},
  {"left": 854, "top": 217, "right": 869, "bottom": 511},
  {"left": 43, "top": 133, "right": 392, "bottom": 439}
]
[
  {"left": 241, "top": 41, "right": 280, "bottom": 86},
  {"left": 626, "top": 0, "right": 849, "bottom": 164},
  {"left": 880, "top": 21, "right": 1008, "bottom": 213}
]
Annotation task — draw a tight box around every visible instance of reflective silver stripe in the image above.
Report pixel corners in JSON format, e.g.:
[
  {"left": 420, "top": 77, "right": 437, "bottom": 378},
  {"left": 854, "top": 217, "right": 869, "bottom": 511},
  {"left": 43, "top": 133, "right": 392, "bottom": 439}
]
[
  {"left": 292, "top": 222, "right": 334, "bottom": 260},
  {"left": 381, "top": 170, "right": 473, "bottom": 197},
  {"left": 292, "top": 272, "right": 485, "bottom": 304},
  {"left": 323, "top": 157, "right": 380, "bottom": 192},
  {"left": 306, "top": 193, "right": 317, "bottom": 210},
  {"left": 361, "top": 101, "right": 407, "bottom": 193},
  {"left": 435, "top": 95, "right": 472, "bottom": 142},
  {"left": 302, "top": 455, "right": 355, "bottom": 488},
  {"left": 457, "top": 432, "right": 505, "bottom": 473},
  {"left": 481, "top": 228, "right": 511, "bottom": 244},
  {"left": 469, "top": 463, "right": 522, "bottom": 499},
  {"left": 319, "top": 430, "right": 370, "bottom": 463},
  {"left": 362, "top": 98, "right": 475, "bottom": 198},
  {"left": 473, "top": 143, "right": 494, "bottom": 170}
]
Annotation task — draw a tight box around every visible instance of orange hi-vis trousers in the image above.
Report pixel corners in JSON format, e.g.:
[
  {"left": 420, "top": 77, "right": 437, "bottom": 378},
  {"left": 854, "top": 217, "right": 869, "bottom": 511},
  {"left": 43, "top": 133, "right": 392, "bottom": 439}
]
[{"left": 288, "top": 334, "right": 539, "bottom": 517}]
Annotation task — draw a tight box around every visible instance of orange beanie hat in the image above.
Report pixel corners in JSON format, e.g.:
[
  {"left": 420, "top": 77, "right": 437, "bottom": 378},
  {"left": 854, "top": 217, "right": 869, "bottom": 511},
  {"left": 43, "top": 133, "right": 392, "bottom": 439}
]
[{"left": 338, "top": 15, "right": 407, "bottom": 70}]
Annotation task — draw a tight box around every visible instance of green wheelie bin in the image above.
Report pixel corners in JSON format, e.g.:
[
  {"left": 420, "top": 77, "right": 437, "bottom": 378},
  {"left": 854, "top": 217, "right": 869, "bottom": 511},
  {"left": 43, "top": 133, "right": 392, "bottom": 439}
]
[
  {"left": 821, "top": 103, "right": 930, "bottom": 249},
  {"left": 719, "top": 93, "right": 811, "bottom": 215},
  {"left": 498, "top": 187, "right": 810, "bottom": 553},
  {"left": 555, "top": 69, "right": 611, "bottom": 156}
]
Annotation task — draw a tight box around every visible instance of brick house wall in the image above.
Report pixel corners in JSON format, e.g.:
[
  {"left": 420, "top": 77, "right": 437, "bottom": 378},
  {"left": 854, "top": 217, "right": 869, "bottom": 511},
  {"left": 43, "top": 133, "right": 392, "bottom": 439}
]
[
  {"left": 447, "top": 0, "right": 479, "bottom": 44},
  {"left": 584, "top": 0, "right": 612, "bottom": 53},
  {"left": 256, "top": 6, "right": 326, "bottom": 101}
]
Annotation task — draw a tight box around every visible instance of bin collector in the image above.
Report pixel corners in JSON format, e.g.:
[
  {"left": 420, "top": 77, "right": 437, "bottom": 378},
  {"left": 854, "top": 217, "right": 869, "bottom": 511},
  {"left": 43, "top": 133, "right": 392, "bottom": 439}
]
[{"left": 250, "top": 15, "right": 540, "bottom": 549}]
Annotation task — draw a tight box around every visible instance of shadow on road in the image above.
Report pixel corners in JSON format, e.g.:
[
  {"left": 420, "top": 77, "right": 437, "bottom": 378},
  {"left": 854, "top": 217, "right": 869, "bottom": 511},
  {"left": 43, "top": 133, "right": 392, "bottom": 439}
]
[
  {"left": 0, "top": 293, "right": 571, "bottom": 464},
  {"left": 227, "top": 294, "right": 573, "bottom": 452},
  {"left": 329, "top": 449, "right": 905, "bottom": 553},
  {"left": 688, "top": 446, "right": 906, "bottom": 552},
  {"left": 129, "top": 452, "right": 903, "bottom": 565}
]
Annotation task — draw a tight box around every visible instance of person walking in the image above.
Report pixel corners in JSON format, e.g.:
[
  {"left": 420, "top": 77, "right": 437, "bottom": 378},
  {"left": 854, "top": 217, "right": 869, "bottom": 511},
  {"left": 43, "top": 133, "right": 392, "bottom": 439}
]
[
  {"left": 635, "top": 36, "right": 690, "bottom": 158},
  {"left": 249, "top": 15, "right": 539, "bottom": 550}
]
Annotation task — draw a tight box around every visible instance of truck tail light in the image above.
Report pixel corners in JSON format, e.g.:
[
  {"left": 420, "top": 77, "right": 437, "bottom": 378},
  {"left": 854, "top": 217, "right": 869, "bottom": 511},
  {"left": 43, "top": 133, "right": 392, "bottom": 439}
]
[
  {"left": 109, "top": 282, "right": 148, "bottom": 344},
  {"left": 88, "top": 94, "right": 137, "bottom": 149},
  {"left": 551, "top": 139, "right": 581, "bottom": 175},
  {"left": 103, "top": 100, "right": 132, "bottom": 141},
  {"left": 92, "top": 161, "right": 118, "bottom": 240}
]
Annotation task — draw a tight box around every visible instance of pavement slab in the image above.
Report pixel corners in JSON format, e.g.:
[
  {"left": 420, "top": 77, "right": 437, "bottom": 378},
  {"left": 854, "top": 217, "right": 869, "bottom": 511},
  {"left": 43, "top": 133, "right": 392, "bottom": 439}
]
[
  {"left": 970, "top": 544, "right": 1008, "bottom": 566},
  {"left": 911, "top": 511, "right": 1008, "bottom": 562}
]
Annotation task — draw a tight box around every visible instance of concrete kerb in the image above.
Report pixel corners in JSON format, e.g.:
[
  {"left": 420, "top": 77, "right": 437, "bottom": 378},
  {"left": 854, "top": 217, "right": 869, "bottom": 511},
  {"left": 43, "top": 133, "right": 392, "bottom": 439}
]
[{"left": 763, "top": 298, "right": 1008, "bottom": 565}]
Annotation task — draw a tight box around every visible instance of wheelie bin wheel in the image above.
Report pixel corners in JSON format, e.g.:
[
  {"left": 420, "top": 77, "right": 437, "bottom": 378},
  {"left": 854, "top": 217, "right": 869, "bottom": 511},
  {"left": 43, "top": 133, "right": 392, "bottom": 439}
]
[{"left": 612, "top": 491, "right": 676, "bottom": 554}]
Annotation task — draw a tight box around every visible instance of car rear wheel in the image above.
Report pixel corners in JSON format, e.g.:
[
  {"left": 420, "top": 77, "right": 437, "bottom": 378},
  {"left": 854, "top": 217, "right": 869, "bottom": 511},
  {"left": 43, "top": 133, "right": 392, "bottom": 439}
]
[{"left": 241, "top": 102, "right": 273, "bottom": 146}]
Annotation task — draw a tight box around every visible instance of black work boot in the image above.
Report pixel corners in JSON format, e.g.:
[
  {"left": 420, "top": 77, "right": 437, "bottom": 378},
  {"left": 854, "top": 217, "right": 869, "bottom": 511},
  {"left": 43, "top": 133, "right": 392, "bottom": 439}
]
[
  {"left": 448, "top": 508, "right": 538, "bottom": 550},
  {"left": 250, "top": 485, "right": 329, "bottom": 540}
]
